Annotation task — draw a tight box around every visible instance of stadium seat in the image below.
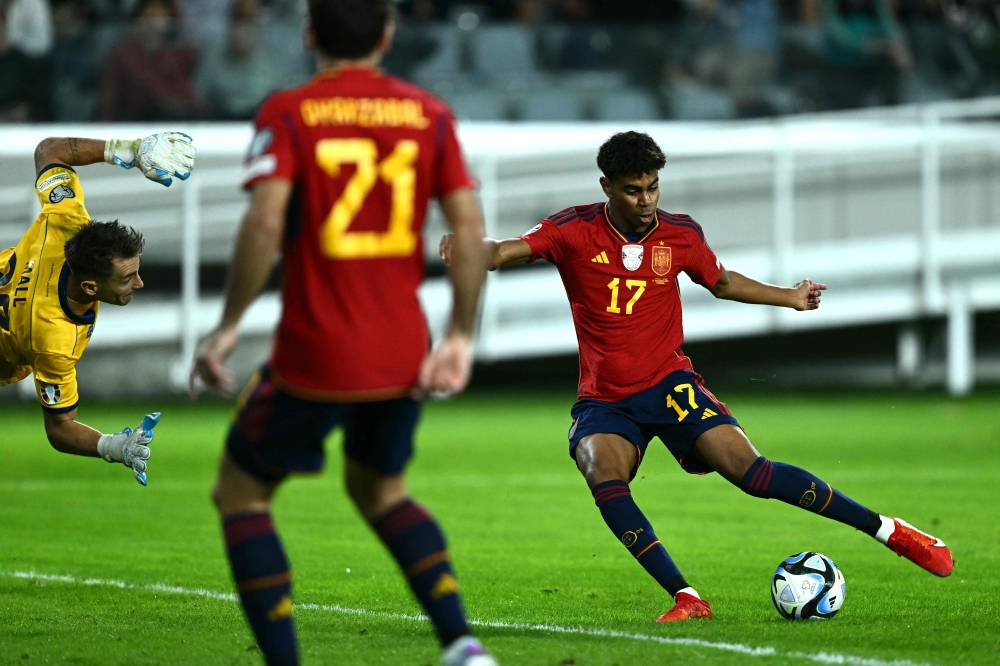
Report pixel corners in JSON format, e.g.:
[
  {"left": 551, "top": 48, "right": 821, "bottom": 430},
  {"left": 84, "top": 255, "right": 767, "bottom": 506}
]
[
  {"left": 470, "top": 25, "right": 537, "bottom": 82},
  {"left": 519, "top": 90, "right": 587, "bottom": 121},
  {"left": 593, "top": 90, "right": 662, "bottom": 121},
  {"left": 448, "top": 90, "right": 509, "bottom": 121},
  {"left": 669, "top": 84, "right": 736, "bottom": 121},
  {"left": 410, "top": 25, "right": 463, "bottom": 87}
]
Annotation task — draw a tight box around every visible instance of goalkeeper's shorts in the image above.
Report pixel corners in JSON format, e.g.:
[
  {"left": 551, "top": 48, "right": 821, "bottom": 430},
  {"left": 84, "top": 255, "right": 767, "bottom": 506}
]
[{"left": 226, "top": 364, "right": 421, "bottom": 482}]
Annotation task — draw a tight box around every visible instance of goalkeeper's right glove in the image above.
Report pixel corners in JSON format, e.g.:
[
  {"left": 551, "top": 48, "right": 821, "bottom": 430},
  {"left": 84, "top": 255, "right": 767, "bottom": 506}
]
[
  {"left": 105, "top": 132, "right": 195, "bottom": 187},
  {"left": 97, "top": 412, "right": 160, "bottom": 486}
]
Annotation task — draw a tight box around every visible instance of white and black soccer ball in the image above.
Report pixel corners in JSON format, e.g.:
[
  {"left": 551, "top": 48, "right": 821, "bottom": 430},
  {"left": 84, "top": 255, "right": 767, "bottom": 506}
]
[{"left": 771, "top": 552, "right": 846, "bottom": 620}]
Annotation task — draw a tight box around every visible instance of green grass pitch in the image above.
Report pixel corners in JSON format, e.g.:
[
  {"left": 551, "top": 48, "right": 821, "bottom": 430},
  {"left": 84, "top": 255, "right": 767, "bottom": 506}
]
[{"left": 1, "top": 390, "right": 999, "bottom": 665}]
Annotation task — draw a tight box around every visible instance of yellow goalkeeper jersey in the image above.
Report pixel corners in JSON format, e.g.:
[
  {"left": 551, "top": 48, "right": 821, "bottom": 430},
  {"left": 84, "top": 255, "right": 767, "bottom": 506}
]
[{"left": 0, "top": 164, "right": 99, "bottom": 413}]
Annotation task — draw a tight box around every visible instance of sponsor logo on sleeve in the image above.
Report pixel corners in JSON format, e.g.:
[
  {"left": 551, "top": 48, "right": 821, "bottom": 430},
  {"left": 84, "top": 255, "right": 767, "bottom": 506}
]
[
  {"left": 243, "top": 154, "right": 277, "bottom": 184},
  {"left": 49, "top": 185, "right": 76, "bottom": 204},
  {"left": 37, "top": 171, "right": 70, "bottom": 192},
  {"left": 523, "top": 223, "right": 542, "bottom": 236},
  {"left": 622, "top": 244, "right": 644, "bottom": 271},
  {"left": 39, "top": 382, "right": 62, "bottom": 405},
  {"left": 247, "top": 127, "right": 274, "bottom": 161}
]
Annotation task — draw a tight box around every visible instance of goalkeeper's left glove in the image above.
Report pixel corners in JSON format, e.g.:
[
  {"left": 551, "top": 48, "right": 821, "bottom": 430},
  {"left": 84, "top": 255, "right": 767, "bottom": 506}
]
[
  {"left": 97, "top": 412, "right": 160, "bottom": 486},
  {"left": 105, "top": 132, "right": 196, "bottom": 187}
]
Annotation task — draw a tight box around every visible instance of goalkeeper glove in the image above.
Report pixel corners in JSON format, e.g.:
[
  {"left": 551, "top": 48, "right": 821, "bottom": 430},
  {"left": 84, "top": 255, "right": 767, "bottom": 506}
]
[
  {"left": 105, "top": 132, "right": 196, "bottom": 187},
  {"left": 97, "top": 412, "right": 160, "bottom": 486}
]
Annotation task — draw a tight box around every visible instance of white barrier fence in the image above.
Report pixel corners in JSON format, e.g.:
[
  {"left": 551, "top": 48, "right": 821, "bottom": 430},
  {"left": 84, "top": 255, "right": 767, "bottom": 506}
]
[{"left": 1, "top": 99, "right": 999, "bottom": 396}]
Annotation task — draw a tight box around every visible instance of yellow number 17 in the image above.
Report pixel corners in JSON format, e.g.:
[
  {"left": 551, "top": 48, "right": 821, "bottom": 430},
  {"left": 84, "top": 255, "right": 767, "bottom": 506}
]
[{"left": 315, "top": 138, "right": 419, "bottom": 260}]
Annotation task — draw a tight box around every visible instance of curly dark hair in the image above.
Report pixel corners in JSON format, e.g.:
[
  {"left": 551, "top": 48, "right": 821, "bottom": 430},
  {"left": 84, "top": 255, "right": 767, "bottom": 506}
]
[
  {"left": 64, "top": 221, "right": 145, "bottom": 279},
  {"left": 596, "top": 132, "right": 666, "bottom": 182},
  {"left": 309, "top": 0, "right": 393, "bottom": 60}
]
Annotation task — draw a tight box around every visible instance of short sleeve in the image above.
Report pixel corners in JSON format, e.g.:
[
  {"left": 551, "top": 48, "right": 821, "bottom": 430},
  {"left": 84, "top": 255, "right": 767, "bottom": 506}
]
[
  {"left": 433, "top": 112, "right": 477, "bottom": 198},
  {"left": 517, "top": 219, "right": 566, "bottom": 265},
  {"left": 32, "top": 353, "right": 79, "bottom": 413},
  {"left": 243, "top": 95, "right": 298, "bottom": 189},
  {"left": 36, "top": 165, "right": 89, "bottom": 225},
  {"left": 682, "top": 226, "right": 724, "bottom": 288}
]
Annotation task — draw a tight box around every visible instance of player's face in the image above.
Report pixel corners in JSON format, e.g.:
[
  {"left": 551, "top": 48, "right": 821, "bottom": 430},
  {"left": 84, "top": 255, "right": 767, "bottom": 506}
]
[
  {"left": 98, "top": 256, "right": 144, "bottom": 306},
  {"left": 603, "top": 172, "right": 660, "bottom": 230}
]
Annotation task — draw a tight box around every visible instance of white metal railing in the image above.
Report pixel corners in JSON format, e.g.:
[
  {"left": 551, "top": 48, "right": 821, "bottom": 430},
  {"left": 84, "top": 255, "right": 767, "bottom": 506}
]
[{"left": 0, "top": 98, "right": 999, "bottom": 396}]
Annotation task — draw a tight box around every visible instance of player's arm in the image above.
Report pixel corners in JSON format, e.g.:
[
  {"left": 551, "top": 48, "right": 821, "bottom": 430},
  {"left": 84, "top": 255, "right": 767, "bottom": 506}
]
[
  {"left": 34, "top": 133, "right": 195, "bottom": 186},
  {"left": 42, "top": 408, "right": 158, "bottom": 486},
  {"left": 438, "top": 235, "right": 531, "bottom": 271},
  {"left": 417, "top": 188, "right": 487, "bottom": 394},
  {"left": 191, "top": 179, "right": 291, "bottom": 395},
  {"left": 708, "top": 268, "right": 827, "bottom": 311}
]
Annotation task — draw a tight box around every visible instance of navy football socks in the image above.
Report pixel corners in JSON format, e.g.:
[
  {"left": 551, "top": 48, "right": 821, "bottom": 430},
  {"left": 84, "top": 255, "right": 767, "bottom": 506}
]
[
  {"left": 740, "top": 456, "right": 880, "bottom": 536},
  {"left": 371, "top": 499, "right": 471, "bottom": 646},
  {"left": 223, "top": 512, "right": 298, "bottom": 666},
  {"left": 592, "top": 480, "right": 689, "bottom": 596}
]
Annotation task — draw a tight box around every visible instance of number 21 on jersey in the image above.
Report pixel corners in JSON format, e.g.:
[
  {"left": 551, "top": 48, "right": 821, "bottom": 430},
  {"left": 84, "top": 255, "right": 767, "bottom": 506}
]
[{"left": 315, "top": 138, "right": 419, "bottom": 260}]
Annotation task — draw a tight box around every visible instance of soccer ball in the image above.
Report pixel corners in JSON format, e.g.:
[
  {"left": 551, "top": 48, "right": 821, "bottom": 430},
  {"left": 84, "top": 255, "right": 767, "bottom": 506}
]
[{"left": 770, "top": 552, "right": 846, "bottom": 620}]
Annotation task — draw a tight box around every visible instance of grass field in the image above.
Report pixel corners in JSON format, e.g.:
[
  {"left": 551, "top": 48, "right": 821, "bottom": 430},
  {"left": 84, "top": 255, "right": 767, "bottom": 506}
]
[{"left": 1, "top": 391, "right": 998, "bottom": 665}]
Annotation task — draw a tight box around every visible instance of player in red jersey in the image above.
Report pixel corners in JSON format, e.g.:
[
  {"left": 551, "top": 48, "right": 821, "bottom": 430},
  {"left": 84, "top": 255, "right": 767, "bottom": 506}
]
[
  {"left": 190, "top": 2, "right": 495, "bottom": 664},
  {"left": 441, "top": 131, "right": 953, "bottom": 623}
]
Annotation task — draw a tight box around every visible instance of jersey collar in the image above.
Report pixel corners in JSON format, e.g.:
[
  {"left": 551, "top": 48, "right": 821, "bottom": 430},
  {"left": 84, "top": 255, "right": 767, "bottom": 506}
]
[
  {"left": 59, "top": 262, "right": 96, "bottom": 326},
  {"left": 310, "top": 65, "right": 384, "bottom": 84},
  {"left": 603, "top": 202, "right": 659, "bottom": 244}
]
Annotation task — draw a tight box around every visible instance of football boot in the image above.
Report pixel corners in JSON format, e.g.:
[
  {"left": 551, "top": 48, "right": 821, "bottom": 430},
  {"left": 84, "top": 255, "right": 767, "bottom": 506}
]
[
  {"left": 441, "top": 636, "right": 498, "bottom": 666},
  {"left": 656, "top": 592, "right": 713, "bottom": 622},
  {"left": 885, "top": 518, "right": 953, "bottom": 577}
]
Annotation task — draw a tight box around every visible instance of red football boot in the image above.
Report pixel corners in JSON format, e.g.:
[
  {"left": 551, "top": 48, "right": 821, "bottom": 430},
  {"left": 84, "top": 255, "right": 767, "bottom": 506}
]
[
  {"left": 885, "top": 518, "right": 954, "bottom": 577},
  {"left": 656, "top": 592, "right": 713, "bottom": 622}
]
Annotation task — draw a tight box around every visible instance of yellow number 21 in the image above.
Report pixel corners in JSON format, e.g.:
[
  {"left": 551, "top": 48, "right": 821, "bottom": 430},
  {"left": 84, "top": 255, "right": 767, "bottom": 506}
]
[{"left": 315, "top": 138, "right": 419, "bottom": 259}]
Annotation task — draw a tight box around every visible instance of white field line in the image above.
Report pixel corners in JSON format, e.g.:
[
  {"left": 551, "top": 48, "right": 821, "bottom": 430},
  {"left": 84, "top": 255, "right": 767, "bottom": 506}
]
[{"left": 2, "top": 570, "right": 929, "bottom": 666}]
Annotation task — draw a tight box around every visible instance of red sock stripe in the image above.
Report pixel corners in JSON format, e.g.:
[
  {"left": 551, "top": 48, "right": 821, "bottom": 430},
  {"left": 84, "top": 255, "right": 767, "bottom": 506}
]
[
  {"left": 224, "top": 513, "right": 274, "bottom": 546},
  {"left": 749, "top": 459, "right": 774, "bottom": 494},
  {"left": 594, "top": 489, "right": 632, "bottom": 506},
  {"left": 758, "top": 460, "right": 774, "bottom": 493},
  {"left": 374, "top": 501, "right": 431, "bottom": 541}
]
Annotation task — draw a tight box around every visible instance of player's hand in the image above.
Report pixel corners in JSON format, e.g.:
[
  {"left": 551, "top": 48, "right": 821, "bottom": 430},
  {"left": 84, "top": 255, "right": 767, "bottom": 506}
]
[
  {"left": 190, "top": 325, "right": 239, "bottom": 398},
  {"left": 415, "top": 333, "right": 473, "bottom": 398},
  {"left": 105, "top": 132, "right": 195, "bottom": 187},
  {"left": 439, "top": 233, "right": 454, "bottom": 268},
  {"left": 792, "top": 279, "right": 827, "bottom": 311},
  {"left": 97, "top": 412, "right": 160, "bottom": 486}
]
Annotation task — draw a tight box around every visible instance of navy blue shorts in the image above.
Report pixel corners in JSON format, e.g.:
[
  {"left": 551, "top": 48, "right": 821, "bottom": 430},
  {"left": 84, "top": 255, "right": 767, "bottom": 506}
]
[
  {"left": 568, "top": 369, "right": 740, "bottom": 476},
  {"left": 226, "top": 366, "right": 421, "bottom": 482}
]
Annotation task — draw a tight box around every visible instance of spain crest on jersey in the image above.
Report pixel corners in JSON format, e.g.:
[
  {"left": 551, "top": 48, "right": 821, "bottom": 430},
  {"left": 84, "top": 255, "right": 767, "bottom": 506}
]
[
  {"left": 652, "top": 245, "right": 672, "bottom": 276},
  {"left": 622, "top": 245, "right": 644, "bottom": 271},
  {"left": 39, "top": 382, "right": 61, "bottom": 405}
]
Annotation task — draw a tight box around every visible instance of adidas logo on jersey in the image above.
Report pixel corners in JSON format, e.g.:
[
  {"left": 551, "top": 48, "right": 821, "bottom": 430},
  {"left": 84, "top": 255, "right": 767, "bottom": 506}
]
[
  {"left": 592, "top": 251, "right": 610, "bottom": 264},
  {"left": 702, "top": 408, "right": 718, "bottom": 420}
]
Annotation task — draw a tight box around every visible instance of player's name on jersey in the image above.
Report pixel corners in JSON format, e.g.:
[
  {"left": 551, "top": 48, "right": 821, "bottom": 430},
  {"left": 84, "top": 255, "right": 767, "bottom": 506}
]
[{"left": 300, "top": 97, "right": 431, "bottom": 130}]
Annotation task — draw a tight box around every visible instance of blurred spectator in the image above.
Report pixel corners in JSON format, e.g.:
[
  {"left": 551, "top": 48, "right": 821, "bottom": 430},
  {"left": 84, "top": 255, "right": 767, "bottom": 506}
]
[
  {"left": 50, "top": 0, "right": 101, "bottom": 120},
  {"left": 944, "top": 0, "right": 1000, "bottom": 90},
  {"left": 4, "top": 0, "right": 52, "bottom": 56},
  {"left": 97, "top": 0, "right": 203, "bottom": 120},
  {"left": 0, "top": 5, "right": 52, "bottom": 120},
  {"left": 900, "top": 0, "right": 981, "bottom": 98},
  {"left": 182, "top": 0, "right": 228, "bottom": 46},
  {"left": 821, "top": 0, "right": 913, "bottom": 107},
  {"left": 728, "top": 0, "right": 783, "bottom": 115},
  {"left": 195, "top": 0, "right": 284, "bottom": 120}
]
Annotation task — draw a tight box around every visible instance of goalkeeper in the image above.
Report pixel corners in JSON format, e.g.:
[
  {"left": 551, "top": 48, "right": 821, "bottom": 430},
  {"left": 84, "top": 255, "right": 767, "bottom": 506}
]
[{"left": 0, "top": 133, "right": 195, "bottom": 485}]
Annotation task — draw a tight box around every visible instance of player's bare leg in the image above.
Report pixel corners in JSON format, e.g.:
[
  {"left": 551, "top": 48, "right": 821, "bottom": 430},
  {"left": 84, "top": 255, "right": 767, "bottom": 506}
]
[
  {"left": 211, "top": 454, "right": 299, "bottom": 665},
  {"left": 575, "top": 434, "right": 712, "bottom": 622},
  {"left": 691, "top": 425, "right": 953, "bottom": 577},
  {"left": 345, "top": 459, "right": 493, "bottom": 664}
]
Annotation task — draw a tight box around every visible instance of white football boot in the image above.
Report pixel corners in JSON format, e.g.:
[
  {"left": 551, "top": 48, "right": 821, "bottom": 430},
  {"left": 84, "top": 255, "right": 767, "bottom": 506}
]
[{"left": 441, "top": 636, "right": 498, "bottom": 666}]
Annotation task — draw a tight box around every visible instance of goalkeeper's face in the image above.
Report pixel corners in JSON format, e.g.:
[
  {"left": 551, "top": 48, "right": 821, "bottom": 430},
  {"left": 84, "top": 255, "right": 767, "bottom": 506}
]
[{"left": 96, "top": 256, "right": 144, "bottom": 306}]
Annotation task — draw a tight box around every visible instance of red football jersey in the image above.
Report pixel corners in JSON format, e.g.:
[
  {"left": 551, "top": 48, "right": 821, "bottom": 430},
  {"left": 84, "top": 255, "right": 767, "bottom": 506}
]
[
  {"left": 244, "top": 67, "right": 475, "bottom": 400},
  {"left": 519, "top": 203, "right": 723, "bottom": 401}
]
